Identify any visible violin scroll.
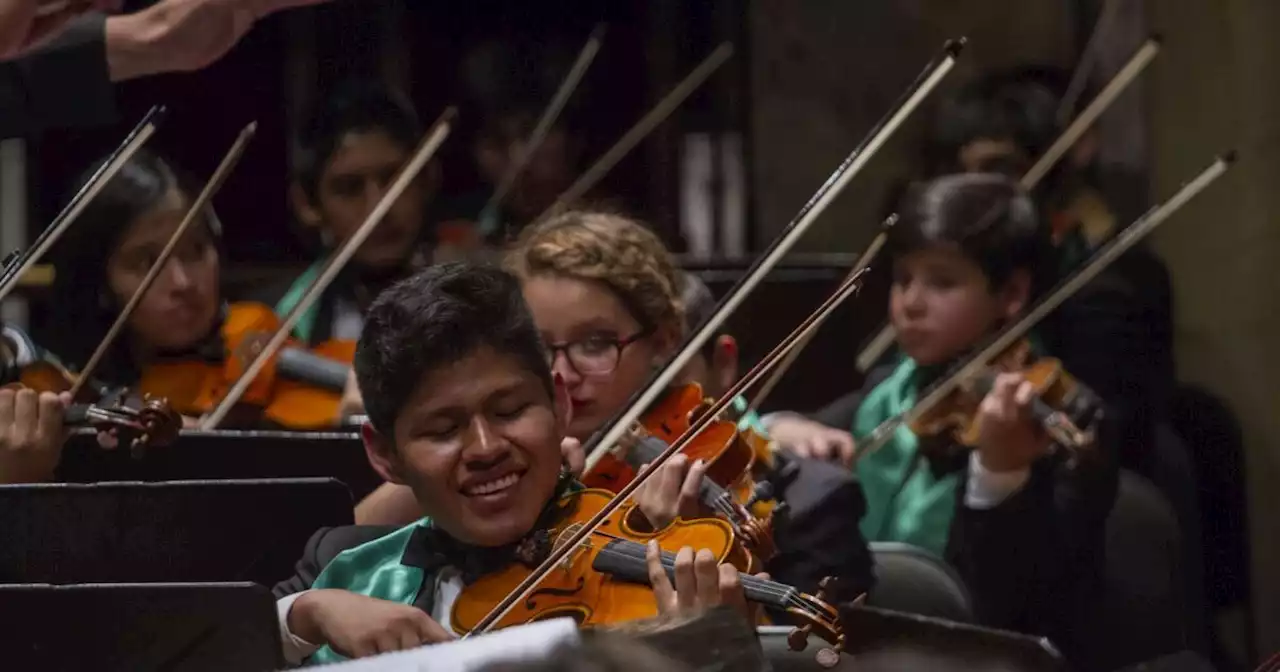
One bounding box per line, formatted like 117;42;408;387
76;394;182;458
782;576;848;668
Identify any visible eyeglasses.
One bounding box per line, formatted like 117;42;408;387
543;330;651;376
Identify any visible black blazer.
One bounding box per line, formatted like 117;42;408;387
813;362;1119;664
0;14;117;139
272;525;400;598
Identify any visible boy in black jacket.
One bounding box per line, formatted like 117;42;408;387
769;173;1118;662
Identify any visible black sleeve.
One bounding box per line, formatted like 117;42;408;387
272;527;335;599
271;525;401;598
945;411;1120;662
0;14;117;139
808;363;896;429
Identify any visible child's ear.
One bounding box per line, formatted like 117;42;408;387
651;322;682;366
1000;269;1033;319
289;181;323;230
362;422;405;485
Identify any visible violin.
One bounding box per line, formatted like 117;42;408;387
0;325;181;455
911;338;1102;461
582;383;779;548
136;302;350;429
450;489;845;658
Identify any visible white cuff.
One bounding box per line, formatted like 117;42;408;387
964;451;1031;509
278;590;323;666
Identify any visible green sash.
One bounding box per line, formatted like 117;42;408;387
274;259;326;345
302;479;584;666
730;395;768;436
305;520;435;666
852;358;958;557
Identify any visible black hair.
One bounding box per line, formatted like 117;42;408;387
887;173;1052;294
46;150;219;378
928;65;1078;176
354;262;553;435
292;81;422;201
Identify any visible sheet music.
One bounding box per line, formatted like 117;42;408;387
305;618;581;671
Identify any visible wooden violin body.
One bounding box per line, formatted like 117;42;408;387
584;383;773;518
136;302;351;429
911;339;1102;457
450;489;844;657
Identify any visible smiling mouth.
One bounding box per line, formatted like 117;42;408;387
461;471;524;497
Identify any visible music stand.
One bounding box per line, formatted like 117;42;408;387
56;429;385;500
0;582;281;672
0;478;353;586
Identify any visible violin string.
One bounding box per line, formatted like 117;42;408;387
593;537;801;606
850;35;1162;375
469;42;965;635
71;123;258;399
586;512;818;612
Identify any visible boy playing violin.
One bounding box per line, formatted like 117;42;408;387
259;81;440;349
767;173;1117;661
275;262;750;665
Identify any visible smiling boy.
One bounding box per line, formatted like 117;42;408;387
275;263;746;666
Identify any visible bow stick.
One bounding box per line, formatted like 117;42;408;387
532;42;736;224
0;106;166;304
848;35;1163;381
858;151;1234;458
748;35;1162;412
463;38;966;637
69;122;258;400
478;24;606;238
199;107;457;429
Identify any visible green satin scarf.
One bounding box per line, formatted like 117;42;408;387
274;259;325;345
304;519;434;666
852;357;958;558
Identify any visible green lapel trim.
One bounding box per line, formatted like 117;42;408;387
274;259;326;344
305;519;433;666
852;357;958;557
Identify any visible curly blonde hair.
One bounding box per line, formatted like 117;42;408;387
505;210;684;334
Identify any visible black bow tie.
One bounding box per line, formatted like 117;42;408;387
402;525;554;584
400;471;576;584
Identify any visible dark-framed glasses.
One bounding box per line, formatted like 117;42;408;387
543;329;651;376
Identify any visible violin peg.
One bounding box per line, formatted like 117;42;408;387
786;625;812;652
816;576;846;603
814;647;841;669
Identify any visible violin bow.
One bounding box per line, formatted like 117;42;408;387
748;36;1162;413
531;42;736;225
847;35;1163;381
1057;0;1122;126
477;24;606;238
858;151;1234;458
466;38;965;637
0;106;166;304
68;123;259;400
199;107;457;430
